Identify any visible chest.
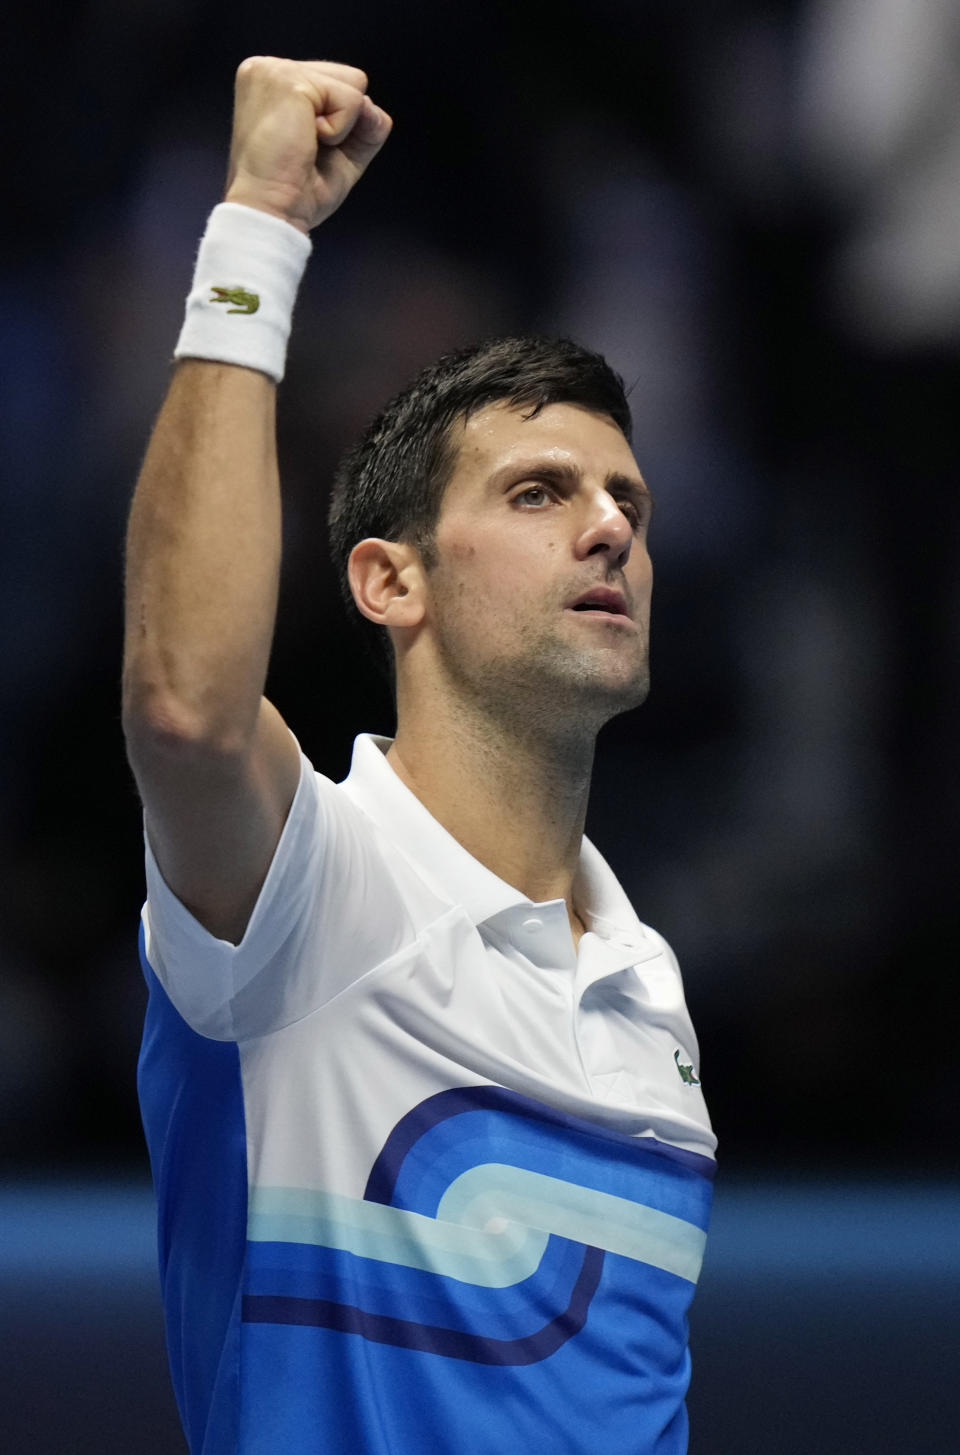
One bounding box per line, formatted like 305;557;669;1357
239;906;715;1195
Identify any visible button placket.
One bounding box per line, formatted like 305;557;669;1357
572;938;649;1098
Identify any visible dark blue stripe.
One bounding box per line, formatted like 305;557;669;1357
241;1245;604;1365
244;1228;584;1338
364;1084;715;1206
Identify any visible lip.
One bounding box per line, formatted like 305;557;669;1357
569;586;630;616
566;607;635;626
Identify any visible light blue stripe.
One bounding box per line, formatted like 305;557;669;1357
437;1164;707;1283
248;1170;706;1288
247;1186;549;1288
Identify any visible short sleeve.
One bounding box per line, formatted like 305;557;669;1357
141;738;413;1041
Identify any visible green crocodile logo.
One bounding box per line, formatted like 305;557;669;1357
674;1049;701;1086
209;285;260;315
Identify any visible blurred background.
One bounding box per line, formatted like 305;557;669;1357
2;0;958;1450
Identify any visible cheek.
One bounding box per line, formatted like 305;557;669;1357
445;536;515;604
441;535;480;593
433;538;477;606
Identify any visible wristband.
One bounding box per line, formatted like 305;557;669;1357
174;202;313;383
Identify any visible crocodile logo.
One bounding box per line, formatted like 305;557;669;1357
674;1049;701;1086
209;285;260;315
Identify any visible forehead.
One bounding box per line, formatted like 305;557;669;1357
444;400;641;502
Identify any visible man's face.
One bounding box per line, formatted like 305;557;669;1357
407;399;654;739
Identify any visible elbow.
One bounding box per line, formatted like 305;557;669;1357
122;681;249;765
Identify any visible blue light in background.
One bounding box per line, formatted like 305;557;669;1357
1;1176;957;1453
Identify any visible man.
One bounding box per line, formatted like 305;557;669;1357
123;56;716;1455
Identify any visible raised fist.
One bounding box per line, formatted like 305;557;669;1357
224;57;393;233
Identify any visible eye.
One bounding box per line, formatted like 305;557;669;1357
513;484;647;532
619;499;643;529
514;483;556;509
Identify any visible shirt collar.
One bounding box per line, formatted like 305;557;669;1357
338;733;663;989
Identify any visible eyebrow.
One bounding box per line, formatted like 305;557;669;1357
488;459;654;511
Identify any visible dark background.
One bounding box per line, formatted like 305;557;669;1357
2;1;958;1450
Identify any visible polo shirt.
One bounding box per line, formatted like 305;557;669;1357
137;729;717;1455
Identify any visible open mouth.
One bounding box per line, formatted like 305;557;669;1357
567;605;633;624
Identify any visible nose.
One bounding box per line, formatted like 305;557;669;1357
577;491;634;565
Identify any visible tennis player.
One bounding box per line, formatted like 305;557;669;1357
122;56;717;1455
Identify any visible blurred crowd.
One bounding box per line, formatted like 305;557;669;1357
2;0;958;1174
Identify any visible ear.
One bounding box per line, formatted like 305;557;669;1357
347;538;425;629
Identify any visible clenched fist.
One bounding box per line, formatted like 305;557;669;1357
224;57;393;234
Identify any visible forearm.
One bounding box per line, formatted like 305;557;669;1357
122;359;280;753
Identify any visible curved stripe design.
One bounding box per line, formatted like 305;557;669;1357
242;1085;714;1365
248;1184;550;1287
437;1164;706;1284
243;1246;605;1365
248;1169;705;1287
364;1084;716;1207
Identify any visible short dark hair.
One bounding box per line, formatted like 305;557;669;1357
326;334;633;697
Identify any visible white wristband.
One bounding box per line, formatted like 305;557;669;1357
174;202;313;383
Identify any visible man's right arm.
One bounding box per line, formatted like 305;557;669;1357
121;58;393;945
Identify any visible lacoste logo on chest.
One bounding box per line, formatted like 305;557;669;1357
674;1049;701;1086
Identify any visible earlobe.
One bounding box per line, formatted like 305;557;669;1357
382;569;426;631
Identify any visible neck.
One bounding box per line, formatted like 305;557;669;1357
386;696;595;923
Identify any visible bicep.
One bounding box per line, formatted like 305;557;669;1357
133;697;302;945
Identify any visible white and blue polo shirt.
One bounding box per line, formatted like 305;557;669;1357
137;730;717;1455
